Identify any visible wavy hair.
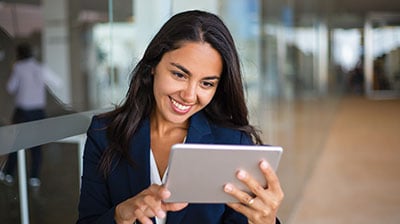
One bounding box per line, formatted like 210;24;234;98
99;10;262;176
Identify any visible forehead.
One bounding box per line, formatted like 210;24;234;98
160;41;223;77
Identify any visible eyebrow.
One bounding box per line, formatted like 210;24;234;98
170;62;220;80
171;62;191;75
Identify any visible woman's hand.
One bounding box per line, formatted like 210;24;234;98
114;184;188;224
224;160;284;224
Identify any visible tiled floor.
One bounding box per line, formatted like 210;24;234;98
0;95;399;223
256;96;341;223
286;96;400;224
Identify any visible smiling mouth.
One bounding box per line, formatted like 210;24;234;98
171;97;191;113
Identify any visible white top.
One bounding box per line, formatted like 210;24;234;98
7;58;61;110
150;150;168;224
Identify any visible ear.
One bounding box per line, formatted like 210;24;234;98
151;67;155;75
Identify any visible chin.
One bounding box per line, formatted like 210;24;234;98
167;113;192;124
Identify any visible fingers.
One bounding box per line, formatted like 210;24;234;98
259;160;282;194
115;184;178;224
160;185;189;211
237;169;266;197
133;208;154;224
223;160;284;224
162;202;189;211
259;160;284;206
233;160;283;200
143;193;167;218
224;183;256;206
223;168;266;208
223;186;252;216
149;184;171;200
115;200;153;224
147;184;189;215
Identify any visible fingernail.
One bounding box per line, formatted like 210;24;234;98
237;170;247;179
260;160;269;169
157;210;166;218
224;183;233;192
162;189;171;198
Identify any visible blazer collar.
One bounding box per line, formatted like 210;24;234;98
185;111;214;144
127;118;151;196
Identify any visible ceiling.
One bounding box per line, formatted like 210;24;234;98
1;0;400;31
3;0;400;14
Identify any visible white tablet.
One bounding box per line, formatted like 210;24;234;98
164;143;283;203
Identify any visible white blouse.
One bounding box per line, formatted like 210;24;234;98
150;149;168;224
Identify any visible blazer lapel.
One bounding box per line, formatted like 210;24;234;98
127;118;151;196
185;111;214;144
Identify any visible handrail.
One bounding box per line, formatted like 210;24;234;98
0;108;109;156
0;108;110;224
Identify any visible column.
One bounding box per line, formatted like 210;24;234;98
42;0;84;110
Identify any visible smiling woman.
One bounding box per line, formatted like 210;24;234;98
77;10;283;224
152;42;222;124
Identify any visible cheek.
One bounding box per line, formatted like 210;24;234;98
198;90;217;106
153;75;169;95
156;82;175;97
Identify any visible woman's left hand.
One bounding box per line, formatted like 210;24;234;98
224;160;284;224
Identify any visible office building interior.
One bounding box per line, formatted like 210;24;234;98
0;0;399;223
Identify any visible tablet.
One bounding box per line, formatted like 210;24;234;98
164;143;283;203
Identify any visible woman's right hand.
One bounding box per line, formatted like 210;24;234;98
114;184;188;224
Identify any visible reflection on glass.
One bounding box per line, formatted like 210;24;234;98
0;26;14;126
332;28;364;94
89;23;135;108
333;29;362;73
365;14;400;98
371;26;400;91
220;0;261;115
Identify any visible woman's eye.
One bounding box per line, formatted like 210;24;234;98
172;71;185;79
201;81;215;88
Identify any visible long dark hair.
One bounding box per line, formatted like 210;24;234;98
99;10;262;176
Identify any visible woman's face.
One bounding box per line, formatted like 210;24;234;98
152;41;223;125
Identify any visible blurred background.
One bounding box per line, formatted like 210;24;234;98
0;0;399;223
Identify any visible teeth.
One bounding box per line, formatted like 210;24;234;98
171;98;190;111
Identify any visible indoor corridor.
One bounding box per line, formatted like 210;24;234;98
1;1;400;223
1;95;399;223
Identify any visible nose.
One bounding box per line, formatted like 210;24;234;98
180;83;197;104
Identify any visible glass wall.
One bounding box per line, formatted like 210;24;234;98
0;1;265;223
1;3;398;123
0;0;335;124
364;13;400;98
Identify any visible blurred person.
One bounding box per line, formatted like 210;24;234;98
348;60;364;94
373;54;391;90
77;10;283;224
0;42;60;187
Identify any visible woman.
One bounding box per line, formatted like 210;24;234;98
77;10;283;224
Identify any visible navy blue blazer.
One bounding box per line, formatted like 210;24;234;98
77;111;254;224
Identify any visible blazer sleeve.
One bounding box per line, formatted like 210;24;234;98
221;205;248;223
77;117;117;224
